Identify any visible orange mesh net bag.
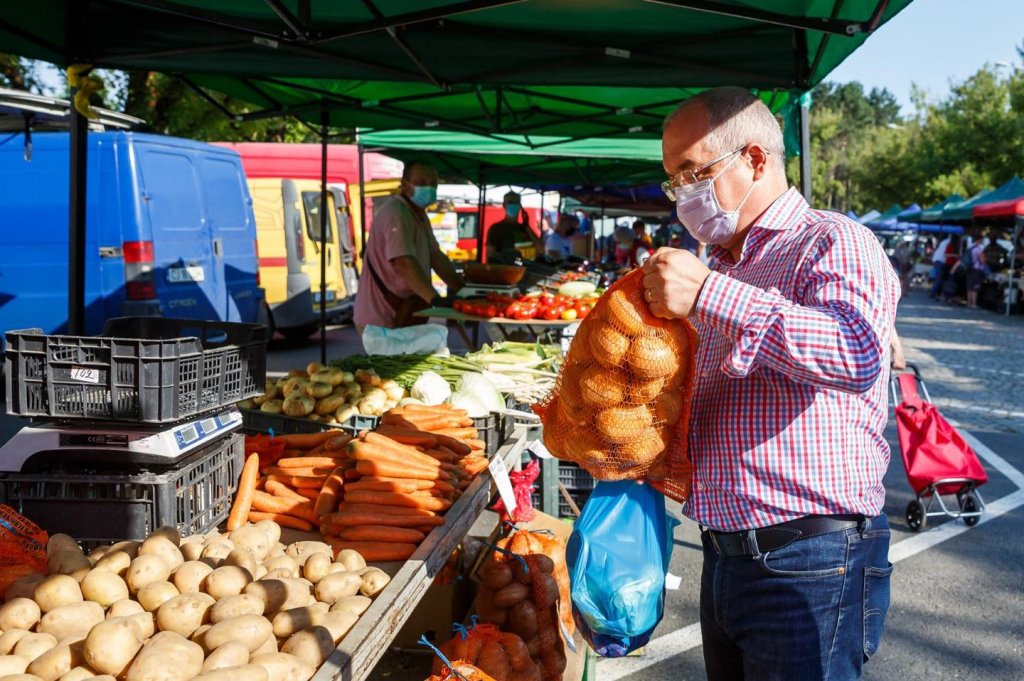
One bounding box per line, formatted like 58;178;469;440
0;504;48;595
534;269;698;502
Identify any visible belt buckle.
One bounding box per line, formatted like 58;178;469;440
708;530;722;555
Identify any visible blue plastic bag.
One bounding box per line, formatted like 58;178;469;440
566;480;679;657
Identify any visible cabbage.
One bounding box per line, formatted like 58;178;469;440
450;373;505;417
410;371;451;405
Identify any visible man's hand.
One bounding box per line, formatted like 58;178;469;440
640;248;712;319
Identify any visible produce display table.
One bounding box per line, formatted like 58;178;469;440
313;427;530;681
416;307;575;350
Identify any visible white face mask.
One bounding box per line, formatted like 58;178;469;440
674;152;757;245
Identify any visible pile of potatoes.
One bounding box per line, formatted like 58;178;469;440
240;364;407;424
0;520;391;681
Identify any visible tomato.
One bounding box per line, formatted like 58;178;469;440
485;305;499;318
575;303;592;318
561;308;578;321
542;307;561;320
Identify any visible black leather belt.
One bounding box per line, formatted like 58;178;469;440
706;514;865;557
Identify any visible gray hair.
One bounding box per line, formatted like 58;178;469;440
665;87;785;169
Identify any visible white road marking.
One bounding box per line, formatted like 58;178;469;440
598;427;1024;680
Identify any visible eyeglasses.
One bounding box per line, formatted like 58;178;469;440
661;145;747;201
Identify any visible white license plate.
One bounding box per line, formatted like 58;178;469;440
167;266;205;283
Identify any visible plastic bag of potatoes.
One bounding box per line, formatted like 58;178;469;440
534;268;697;501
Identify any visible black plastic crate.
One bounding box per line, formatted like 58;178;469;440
339;414;381;435
472;412;506;456
558;461;597;492
530;487;592;519
241;409;332;436
0;433;244;544
6;318;268;424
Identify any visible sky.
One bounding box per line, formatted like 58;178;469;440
827;0;1024;112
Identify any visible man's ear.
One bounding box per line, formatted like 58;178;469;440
748;144;770;180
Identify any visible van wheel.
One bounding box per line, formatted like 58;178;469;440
279;323;320;340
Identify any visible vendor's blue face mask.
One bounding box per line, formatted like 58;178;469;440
411;185;437;208
505;204;521;220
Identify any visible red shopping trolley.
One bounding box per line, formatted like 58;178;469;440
891;363;987;532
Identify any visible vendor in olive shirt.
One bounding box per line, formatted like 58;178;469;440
485;191;544;264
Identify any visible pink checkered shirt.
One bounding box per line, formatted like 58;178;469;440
687;188;900;532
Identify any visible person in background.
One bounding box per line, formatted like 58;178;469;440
930;234;952;299
633;219;655;250
966;234;991;309
544;213;580;261
353;161;463;334
642;86;898;681
485;191;543;264
612;225;652;268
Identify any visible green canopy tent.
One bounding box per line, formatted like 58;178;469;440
0;0;915;335
865;203;903;227
941;177;1024;223
917;194;964;223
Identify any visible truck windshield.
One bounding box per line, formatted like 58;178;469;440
301;191;333;243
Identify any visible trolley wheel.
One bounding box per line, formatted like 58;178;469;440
959;492;980;527
905;499;927;532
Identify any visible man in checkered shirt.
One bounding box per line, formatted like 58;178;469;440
642;87;899;680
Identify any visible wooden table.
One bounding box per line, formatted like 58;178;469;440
312;428;530;681
415;307;576;350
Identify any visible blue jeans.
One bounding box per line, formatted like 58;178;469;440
700;515;892;681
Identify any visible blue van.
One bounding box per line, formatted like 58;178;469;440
0;131;263;337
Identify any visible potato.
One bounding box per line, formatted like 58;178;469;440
223;549;257;577
105;599;144;619
0;599;41;632
281;394;315;418
5;573;45;603
189;625;212;651
36;602;104;641
46;552;91;581
357;568;390;598
201;642;250;673
13;632;58;663
26;640;83;681
229;528;271;563
313;395;346;416
259;569;293;582
83;617;142;677
125;632;203;681
148;526;181;547
0;655;28;676
193;665;268;681
80;570;129;608
250;636;277;658
155;594;214;638
0;675;45;681
253;565;268;580
106;542;140;560
319;611;358;645
33;576;83;614
259;399;283;415
200;540;235;564
125;612;155;639
328;595;371;617
301;554;331;585
243;580;311;617
313;573;361;605
210;594;264;624
334;405;358;424
91;552;131;578
281;626;333;668
201;615;272;654
172;562;213;595
270;604;328;639
202;567;252;600
125;556;170;595
334;550;366;573
305;363;324;377
57;667;94;681
304;381;332;400
260;556;297;579
45;536;80;558
136;582;179;612
285;543;331;566
253;521;281;548
179;543;204;562
250;652;314;681
138;536;184;570
282;377;310;398
0;629;31;655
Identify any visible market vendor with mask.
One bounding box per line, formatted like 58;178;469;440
485;191;544;263
353;161;463;351
544;213;580;261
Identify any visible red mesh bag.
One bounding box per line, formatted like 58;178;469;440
0;505;48;595
431;623;540;681
534;269;697;502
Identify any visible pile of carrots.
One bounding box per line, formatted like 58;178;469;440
228;404;493;563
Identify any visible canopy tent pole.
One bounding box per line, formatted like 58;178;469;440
357;142;367;265
476;166;485;262
1008;217;1021;316
539;188;545;244
68;83;88;335
799;98;812;201
319;101;328;366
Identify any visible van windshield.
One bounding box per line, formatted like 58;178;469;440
301;191;333;243
457;213;478;240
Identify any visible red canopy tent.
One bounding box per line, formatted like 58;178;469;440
973;198;1024;315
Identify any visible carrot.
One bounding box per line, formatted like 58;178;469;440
429;434;473;457
324;513;444;530
344;490;452;512
276;457;346;469
335;525;426;543
314;467;345;518
465;439;487;452
381;412;462;431
350;441;444;473
295;487;320;501
227;453;260;531
336;502;439;517
433;427;478;440
421;448;457;464
266;479;308;501
324;540;418;562
344;468;363;481
251;490;318;523
248;511;314;532
360;475;456;493
268;474;328;489
254;476;267;491
275;431;344;449
323;434;353;452
361;433;445;469
355;459;450;482
397;403;468;416
265;466;334;478
372;426;438;447
346;480;436;494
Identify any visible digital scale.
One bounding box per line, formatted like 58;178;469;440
0;406;242;472
456;283;521;300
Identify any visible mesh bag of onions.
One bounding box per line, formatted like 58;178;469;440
534;269;697;502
